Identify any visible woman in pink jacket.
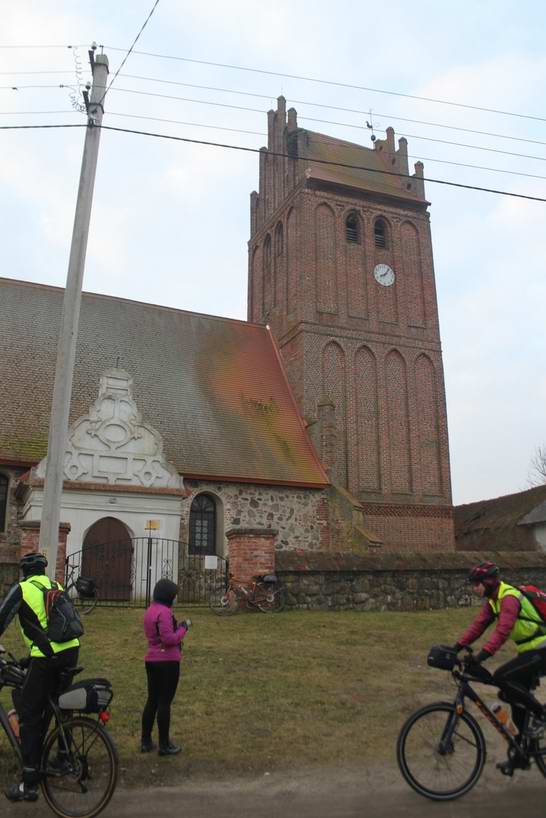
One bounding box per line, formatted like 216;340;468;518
141;578;189;756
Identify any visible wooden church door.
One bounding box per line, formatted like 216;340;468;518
82;517;133;600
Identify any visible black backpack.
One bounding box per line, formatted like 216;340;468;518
30;580;84;643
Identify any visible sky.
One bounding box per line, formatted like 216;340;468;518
2;1;545;505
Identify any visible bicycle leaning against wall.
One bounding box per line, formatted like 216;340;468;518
397;644;546;801
209;573;286;614
0;644;118;818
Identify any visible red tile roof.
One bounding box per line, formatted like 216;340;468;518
0;278;328;487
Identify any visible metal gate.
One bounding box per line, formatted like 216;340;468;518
65;537;228;608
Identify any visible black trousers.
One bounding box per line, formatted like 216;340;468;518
493;646;546;733
13;646;79;784
141;661;180;747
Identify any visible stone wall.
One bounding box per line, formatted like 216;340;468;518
181;480;329;553
276;550;546;611
0;466;25;566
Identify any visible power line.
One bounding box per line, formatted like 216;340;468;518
6;73;546;154
4;121;543;202
119;72;546;149
0;70;74;75
99;1;160;105
2;97;545;181
4;43;546;126
96;86;546;174
103;45;546;125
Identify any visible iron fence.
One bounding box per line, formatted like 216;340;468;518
65;537;228;608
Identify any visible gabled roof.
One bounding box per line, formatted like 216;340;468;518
0;278;328;487
454;485;546;551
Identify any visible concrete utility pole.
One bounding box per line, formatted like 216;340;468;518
39;48;109;577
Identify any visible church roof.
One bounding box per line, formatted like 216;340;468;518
294;128;426;203
0;278;328;487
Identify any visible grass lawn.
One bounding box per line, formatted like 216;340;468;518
0;605;517;787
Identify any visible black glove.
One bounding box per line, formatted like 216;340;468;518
462;651;492;680
181;618;192;629
18;656;31;670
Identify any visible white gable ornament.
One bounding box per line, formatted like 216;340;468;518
36;369;183;490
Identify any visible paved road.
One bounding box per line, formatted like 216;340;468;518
5;763;545;818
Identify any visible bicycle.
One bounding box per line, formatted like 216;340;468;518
397;644;546;801
64;562;98;615
209;573;286;615
0;644;118;818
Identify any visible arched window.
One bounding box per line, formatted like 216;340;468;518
189;494;216;556
0;474;8;531
345;212;360;243
374;218;388;249
275;222;284;256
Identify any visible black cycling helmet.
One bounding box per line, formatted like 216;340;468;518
467;561;500;584
19;552;48;578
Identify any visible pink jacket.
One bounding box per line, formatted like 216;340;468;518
144;601;188;663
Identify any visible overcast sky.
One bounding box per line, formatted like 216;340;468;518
2;1;545;505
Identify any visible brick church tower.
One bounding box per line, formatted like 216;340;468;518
248;97;454;550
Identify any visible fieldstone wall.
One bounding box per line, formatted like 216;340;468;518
276;550;546;611
181;480;329;553
0;467;26;567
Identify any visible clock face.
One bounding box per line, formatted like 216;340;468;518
373;263;395;287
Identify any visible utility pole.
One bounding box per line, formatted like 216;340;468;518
39;47;109;577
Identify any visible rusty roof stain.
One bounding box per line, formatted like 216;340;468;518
0;278;328;487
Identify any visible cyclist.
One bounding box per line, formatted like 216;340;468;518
454;561;546;769
0;552;80;803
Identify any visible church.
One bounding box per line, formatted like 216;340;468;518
0;98;455;598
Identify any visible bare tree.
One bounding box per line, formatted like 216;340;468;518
528;444;546;486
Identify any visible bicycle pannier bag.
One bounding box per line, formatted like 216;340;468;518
30;580;84;643
58;678;113;713
427;645;458;671
75;576;96;598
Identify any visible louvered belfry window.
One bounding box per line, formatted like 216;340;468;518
189;493;216;555
345;213;360;243
0;474;8;531
374;218;387;248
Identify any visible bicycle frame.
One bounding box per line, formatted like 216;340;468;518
447;667;542;763
0;697;23;766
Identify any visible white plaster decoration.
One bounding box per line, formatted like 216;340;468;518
36;369;183;490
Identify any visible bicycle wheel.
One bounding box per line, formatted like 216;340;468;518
74;595;98;616
397;702;486;801
257;584;286;613
209;588;240;615
41;716;118;818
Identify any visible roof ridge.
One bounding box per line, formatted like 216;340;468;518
0;276;263;330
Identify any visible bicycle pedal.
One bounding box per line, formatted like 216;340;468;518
496;761;514;777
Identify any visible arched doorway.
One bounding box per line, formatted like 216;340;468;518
82;517;133;600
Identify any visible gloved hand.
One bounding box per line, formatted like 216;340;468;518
182;618;192;629
462;650;492;679
18;656;31;670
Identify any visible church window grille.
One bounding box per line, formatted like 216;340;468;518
189;493;216;556
345;213;360;243
0;474;8;531
374;218;388;249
